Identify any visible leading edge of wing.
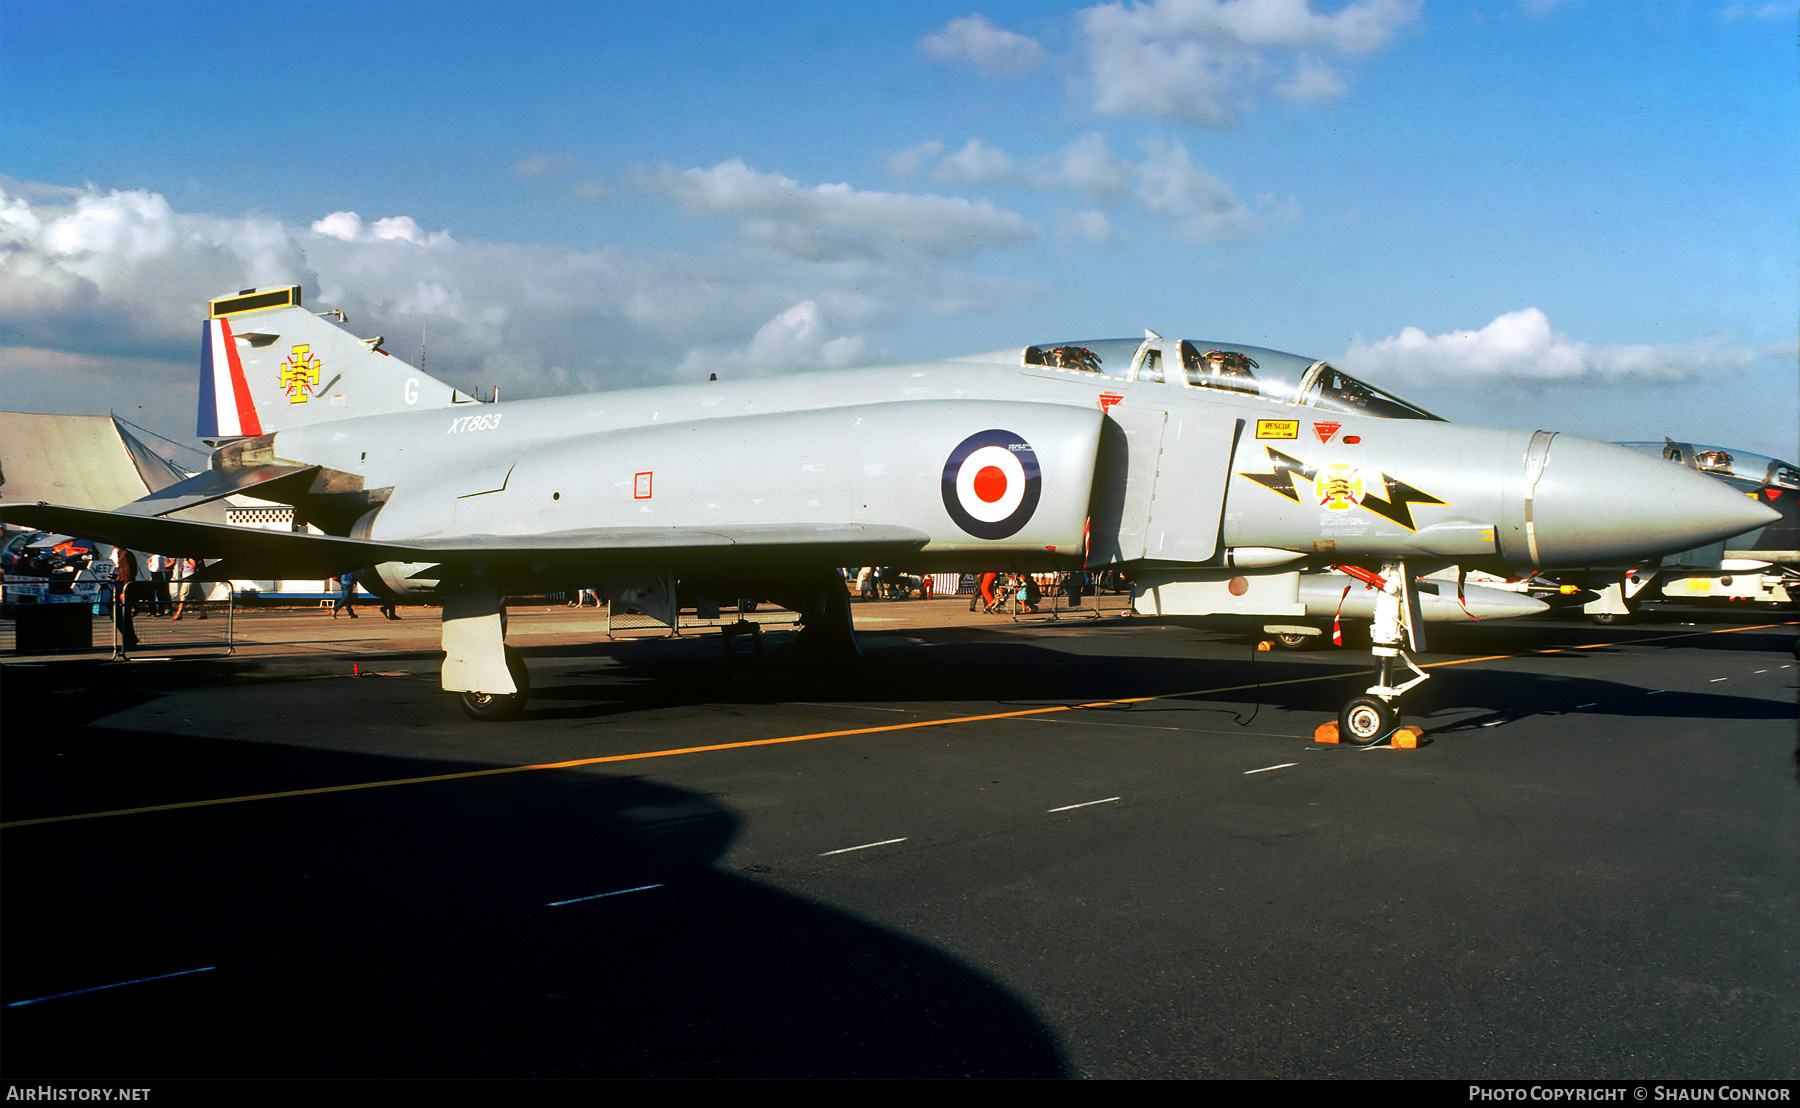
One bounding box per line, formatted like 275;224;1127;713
0;502;929;576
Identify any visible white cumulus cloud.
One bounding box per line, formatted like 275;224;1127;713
1341;308;1756;384
918;14;1046;77
1132;136;1263;242
0;182;314;353
933;139;1017;186
884;141;946;181
1026;132;1133;199
0;177;1038;434
643;159;1037;260
678;300;871;379
1076;0;1420;124
311;211;453;246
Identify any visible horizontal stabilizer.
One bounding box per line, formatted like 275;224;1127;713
113;465;322;517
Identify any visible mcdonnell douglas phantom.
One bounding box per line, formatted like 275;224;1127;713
1570;440;1800;619
0;288;1776;743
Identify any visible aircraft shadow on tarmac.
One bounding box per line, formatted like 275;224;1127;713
3;613;1793;1078
2;732;1069;1079
508;621;1796;734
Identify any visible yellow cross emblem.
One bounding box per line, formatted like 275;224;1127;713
279;345;321;403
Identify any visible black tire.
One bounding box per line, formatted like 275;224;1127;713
1338;695;1396;746
1273;631;1316;650
458;646;530;721
1590;611;1621;625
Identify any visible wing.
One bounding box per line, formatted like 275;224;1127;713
0;502;929;583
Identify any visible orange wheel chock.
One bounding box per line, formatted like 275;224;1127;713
1313;722;1425;748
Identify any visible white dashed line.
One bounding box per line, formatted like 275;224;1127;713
546;883;664;907
820;838;907;856
1048;797;1120;812
7;966;217;1008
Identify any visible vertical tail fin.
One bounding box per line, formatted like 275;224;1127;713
198;286;477;439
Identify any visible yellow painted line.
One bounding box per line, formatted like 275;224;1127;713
1406;620;1798;670
5;619;1790;831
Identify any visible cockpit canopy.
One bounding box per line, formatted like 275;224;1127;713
1622;441;1800;490
1022;335;1443;421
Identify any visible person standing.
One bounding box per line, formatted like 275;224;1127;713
332;571;359;618
147;553;172;616
172;558;207;620
114;547;140;651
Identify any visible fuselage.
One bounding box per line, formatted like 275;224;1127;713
234;335;1773;597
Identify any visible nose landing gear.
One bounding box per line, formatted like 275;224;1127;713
1333;561;1429;746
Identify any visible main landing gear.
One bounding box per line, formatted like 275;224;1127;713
1332;562;1430;746
441;573;534;721
459;645;530;721
436;568;859;722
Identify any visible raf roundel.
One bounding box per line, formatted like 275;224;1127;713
941;429;1042;540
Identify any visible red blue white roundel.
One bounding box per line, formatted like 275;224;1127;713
942;429;1042;540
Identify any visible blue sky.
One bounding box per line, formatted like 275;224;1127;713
2;0;1794;462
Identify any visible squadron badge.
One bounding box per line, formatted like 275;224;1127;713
280;344;321;404
1317;464;1364;510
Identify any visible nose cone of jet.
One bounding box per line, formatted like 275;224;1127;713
1525;435;1780;567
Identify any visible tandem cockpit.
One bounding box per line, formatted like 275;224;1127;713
1623;440;1800;491
1020;332;1444;422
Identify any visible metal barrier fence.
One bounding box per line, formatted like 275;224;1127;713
1002;576;1136;622
603;597;800;639
944;573;1136;622
0;583;236;658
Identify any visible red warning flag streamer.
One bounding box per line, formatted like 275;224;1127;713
1332;584;1353;646
1454;570;1480;622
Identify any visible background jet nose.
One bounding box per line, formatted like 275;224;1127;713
1525;435;1779;567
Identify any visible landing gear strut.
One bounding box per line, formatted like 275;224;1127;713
441;570;531;722
767;569;860;666
1334;561;1428;746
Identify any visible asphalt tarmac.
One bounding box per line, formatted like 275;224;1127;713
2;598;1796;1080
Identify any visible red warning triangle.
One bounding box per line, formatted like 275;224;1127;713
1313;421;1341;444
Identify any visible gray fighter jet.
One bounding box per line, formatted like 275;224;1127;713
1;291;1775;744
1574;440;1799;618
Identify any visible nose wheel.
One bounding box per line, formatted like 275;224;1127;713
1338;695;1398;746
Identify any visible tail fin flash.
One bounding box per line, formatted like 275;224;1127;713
199;286;477;439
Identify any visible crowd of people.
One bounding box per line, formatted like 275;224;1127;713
847;567;1114;614
100;550;399;650
105;550;213;650
61;550;1124;654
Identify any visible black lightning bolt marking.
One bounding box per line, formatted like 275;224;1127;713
1358;473;1448;532
1238;446;1317;503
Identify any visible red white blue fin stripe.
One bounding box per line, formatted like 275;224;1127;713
197;318;262;438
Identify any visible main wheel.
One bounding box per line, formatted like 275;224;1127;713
458;646;531;721
1273;631;1316;650
1338;695;1397;746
